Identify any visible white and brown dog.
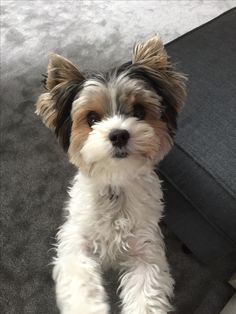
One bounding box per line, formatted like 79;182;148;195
35;36;186;314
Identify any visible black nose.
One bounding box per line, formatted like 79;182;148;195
109;129;130;148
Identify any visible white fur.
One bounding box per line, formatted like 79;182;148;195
53;115;174;314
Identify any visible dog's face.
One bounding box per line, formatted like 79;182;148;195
36;37;186;181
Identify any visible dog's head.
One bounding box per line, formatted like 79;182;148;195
35;36;186;181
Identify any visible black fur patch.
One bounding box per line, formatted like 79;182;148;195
114;61;132;76
41;74;48;89
52;81;83;151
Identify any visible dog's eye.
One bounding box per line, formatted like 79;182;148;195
87;111;101;127
133;104;146;120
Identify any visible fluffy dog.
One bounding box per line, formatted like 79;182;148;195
35;36;186;314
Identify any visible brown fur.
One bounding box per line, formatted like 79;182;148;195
68;109;91;167
46;54;84;90
146;118;172;160
132;96;172;161
35;92;57;128
69;97;107;166
133;36;169;70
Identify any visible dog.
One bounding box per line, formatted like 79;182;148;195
35;36;186;314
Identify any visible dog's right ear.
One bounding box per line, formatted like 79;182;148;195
35;54;84;129
35;54;85;150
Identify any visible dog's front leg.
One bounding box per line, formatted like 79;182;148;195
119;236;174;314
52;220;109;314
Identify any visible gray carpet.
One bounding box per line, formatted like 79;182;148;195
1;1;236;314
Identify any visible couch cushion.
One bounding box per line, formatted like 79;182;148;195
159;8;236;259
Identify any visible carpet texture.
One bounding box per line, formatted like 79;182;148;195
1;1;236;314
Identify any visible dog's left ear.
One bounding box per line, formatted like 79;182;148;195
133;36;169;71
35;54;85;151
132;36;186;114
132;36;186;134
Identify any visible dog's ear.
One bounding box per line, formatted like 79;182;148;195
133;36;169;71
35;54;85;151
45;54;84;90
132;36;186;112
132;36;186;131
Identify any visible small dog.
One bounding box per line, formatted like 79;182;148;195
35;36;186;314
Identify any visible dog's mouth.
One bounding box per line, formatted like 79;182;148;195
112;149;128;159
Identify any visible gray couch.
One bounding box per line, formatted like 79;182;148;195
159;8;236;263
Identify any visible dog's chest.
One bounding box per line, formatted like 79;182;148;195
85;179;161;265
70;172;163;265
90;187;133;258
